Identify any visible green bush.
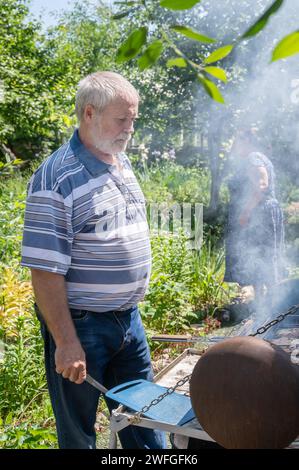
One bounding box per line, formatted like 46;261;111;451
187;242;233;318
141;231;232;333
0;175;27;268
134;161;211;205
0;419;57;449
0;313;46;419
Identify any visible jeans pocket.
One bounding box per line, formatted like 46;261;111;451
70;309;89;321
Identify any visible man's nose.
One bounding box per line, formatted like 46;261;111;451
123;120;134;133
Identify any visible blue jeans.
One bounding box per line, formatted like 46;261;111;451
35;304;166;449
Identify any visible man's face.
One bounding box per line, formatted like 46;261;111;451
90;98;138;154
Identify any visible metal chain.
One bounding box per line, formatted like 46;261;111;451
128;303;299;424
128;374;192;424
249;303;299;337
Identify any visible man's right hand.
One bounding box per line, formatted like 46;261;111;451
55;339;87;385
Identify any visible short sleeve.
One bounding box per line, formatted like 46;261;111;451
21;175;73;275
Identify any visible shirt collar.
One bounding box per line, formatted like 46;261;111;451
70;129;110;177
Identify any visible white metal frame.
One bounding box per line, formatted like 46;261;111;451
108;348;215;449
108;406;214;449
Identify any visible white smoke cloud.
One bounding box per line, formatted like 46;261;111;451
192;0;299;321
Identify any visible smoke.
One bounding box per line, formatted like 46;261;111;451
192;0;299;323
198;0;299;173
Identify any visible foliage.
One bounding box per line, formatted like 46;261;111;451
134;161;211;205
0;159;25;177
0;264;56;448
0;309;46;418
1;0;298;218
112;0;230;103
0;253;46;421
271;30;299;62
141;230;231;333
141;232;197;333
240;0;284;39
0;0;200;173
187;240;232;318
0;0;69;162
0;419;57;449
0;173;27;267
111;0;294;103
0;0;126;163
108;0;299;213
0;267;32;338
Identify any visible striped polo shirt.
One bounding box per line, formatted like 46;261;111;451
21;129;151;312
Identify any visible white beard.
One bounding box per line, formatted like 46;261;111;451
93;135;130;155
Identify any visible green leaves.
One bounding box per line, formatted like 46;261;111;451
117;31;163;69
138;40;164;70
204;66;227;83
116;27;148;63
198;75;225;104
171;25;216;43
160;0;201;10
166;57;187;68
242;0;284;39
239;0;298;63
0;421;57;449
204;45;233;64
271;31;299;62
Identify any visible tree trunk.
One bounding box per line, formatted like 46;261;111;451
207;126;222;212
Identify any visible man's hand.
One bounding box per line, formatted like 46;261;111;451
30;270;87;385
55;339;87;384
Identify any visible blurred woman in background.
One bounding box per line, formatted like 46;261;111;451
224;129;285;307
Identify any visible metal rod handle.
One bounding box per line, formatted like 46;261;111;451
85;373;108;394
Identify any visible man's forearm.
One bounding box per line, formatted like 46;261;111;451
31;269;86;384
31;269;78;347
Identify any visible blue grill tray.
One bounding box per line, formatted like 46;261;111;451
106;379;195;425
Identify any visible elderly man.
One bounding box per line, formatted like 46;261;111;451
21;71;166;449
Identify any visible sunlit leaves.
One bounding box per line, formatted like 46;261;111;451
204;45;233;64
204;66;227;82
166;57;187;68
198;75;225;104
116;27;147;63
241;0;284;39
271;31;299;62
138;40;164;70
160;0;201;11
170;25;215;43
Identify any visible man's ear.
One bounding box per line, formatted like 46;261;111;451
83;104;95;123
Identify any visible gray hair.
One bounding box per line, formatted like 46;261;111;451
75;71;140;122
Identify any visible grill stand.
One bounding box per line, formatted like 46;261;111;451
108;348;214;449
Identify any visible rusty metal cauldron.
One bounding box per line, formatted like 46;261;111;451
190;336;299;449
